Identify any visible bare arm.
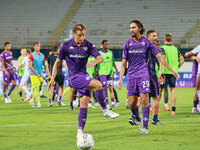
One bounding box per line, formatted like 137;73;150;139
117;59;127;90
17;59;24;70
17;63;23;71
1;61;9;75
179;55;185;68
48;58;62;90
64;61;68;71
86;55;104;67
185;51;195;58
43;61;50;77
29;61;40;77
113;61;119;75
156;53;179;79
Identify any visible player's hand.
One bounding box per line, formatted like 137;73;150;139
196;57;200;63
48;80;53;90
36;74;41;78
172;71;179;80
158;73;162;79
5;70;9;75
117;80;122;90
116;70;119;75
86;61;96;67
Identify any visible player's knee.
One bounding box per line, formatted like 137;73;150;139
3;82;8;86
140;98;149;107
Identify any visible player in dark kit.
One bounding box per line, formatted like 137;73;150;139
48;24;104;138
47;45;65;106
146;30;164;125
118;20;179;135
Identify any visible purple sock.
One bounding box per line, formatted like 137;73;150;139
89;99;92;104
149;97;151;107
164;97;168;104
95;89;107;109
111;98;114;103
56;86;59;95
193;100;198;108
78;108;88;130
19;91;22;98
103;88;109;105
3;84;7;98
130;106;141;122
8;84;16;96
142;107;150;129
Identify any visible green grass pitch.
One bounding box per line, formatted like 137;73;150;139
0;87;200;150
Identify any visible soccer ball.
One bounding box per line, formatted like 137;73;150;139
77;133;94;150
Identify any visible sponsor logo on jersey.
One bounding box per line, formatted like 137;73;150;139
69;46;74;49
84;46;88;51
142;42;145;46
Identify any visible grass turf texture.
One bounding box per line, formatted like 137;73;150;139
0;87;200;150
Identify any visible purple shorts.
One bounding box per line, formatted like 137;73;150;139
127;76;150;96
3;71;16;82
100;75;113;87
68;74;93;98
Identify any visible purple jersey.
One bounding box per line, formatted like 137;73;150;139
0;51;14;72
58;39;100;76
122;36;159;78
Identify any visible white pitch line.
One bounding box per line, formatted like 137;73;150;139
0;117;200;128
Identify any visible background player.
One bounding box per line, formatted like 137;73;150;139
47;45;65;106
146;30;164;125
28;41;50;108
97;40;119;108
1;42;16;103
18;48;32;102
118;20;179;134
17;48;26;101
185;45;200;114
159;33;184;115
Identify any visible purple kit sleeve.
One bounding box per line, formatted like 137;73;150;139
89;43;100;58
122;42;128;59
0;53;4;62
57;43;67;60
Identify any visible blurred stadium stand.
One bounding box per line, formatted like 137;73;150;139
0;0;200;58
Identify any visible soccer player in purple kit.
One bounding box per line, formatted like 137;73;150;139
48;24;104;138
185;46;200;114
1;42;16;103
118;20;179;134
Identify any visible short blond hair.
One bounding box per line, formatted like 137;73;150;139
164;33;173;42
73;24;87;33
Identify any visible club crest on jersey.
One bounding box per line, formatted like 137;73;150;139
129;43;132;46
142;42;145;46
84;46;88;51
69;46;74;49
